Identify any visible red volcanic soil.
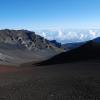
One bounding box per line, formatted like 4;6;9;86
0;64;33;73
0;65;18;73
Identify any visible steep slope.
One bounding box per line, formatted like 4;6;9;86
0;29;50;50
0;29;64;65
38;37;100;65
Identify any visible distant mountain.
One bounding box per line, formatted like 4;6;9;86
37;37;100;65
49;40;62;48
62;42;85;50
93;37;100;43
0;29;64;65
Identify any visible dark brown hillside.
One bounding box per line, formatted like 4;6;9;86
37;38;100;65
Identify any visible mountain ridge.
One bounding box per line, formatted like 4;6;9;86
0;29;64;65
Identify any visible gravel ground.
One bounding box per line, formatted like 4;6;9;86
0;60;100;100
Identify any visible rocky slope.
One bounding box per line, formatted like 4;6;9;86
0;29;64;65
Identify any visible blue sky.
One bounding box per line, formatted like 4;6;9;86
0;0;100;30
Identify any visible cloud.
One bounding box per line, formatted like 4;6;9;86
37;31;58;40
36;29;100;43
57;31;79;41
66;32;79;39
37;30;85;43
57;30;67;40
80;34;84;40
42;32;46;38
89;30;96;37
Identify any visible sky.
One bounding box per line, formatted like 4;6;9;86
0;0;100;43
0;0;100;30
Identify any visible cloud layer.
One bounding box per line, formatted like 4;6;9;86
37;29;100;43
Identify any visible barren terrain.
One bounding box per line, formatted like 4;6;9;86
0;60;99;100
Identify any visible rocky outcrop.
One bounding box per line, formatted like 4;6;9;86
0;29;51;50
0;29;64;65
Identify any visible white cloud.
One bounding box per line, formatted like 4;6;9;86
36;29;100;43
89;30;96;37
67;32;79;39
57;31;79;41
42;32;46;38
57;30;67;40
80;34;84;40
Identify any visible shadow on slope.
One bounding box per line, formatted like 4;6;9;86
37;38;100;66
